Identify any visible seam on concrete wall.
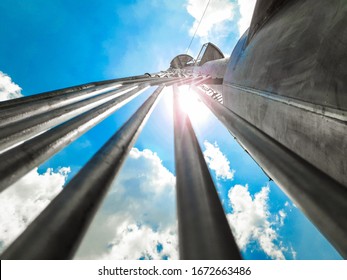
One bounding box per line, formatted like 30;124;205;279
227;83;347;122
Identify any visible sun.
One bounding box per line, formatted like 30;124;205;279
161;85;210;126
177;85;210;125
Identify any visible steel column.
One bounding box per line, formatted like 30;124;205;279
173;84;242;260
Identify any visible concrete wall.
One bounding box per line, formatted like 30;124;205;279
223;0;347;186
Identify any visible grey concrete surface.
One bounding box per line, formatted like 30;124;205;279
223;0;347;187
226;0;347;110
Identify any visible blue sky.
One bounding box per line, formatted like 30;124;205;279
0;0;342;260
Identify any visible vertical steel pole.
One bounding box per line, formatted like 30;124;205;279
173;84;242;259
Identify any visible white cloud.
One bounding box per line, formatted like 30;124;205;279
277;209;286;227
0;167;70;253
186;0;236;43
237;0;257;36
75;148;177;260
100;223;178;260
290;245;297;260
226;184;286;259
0;71;23;101
203;140;235;180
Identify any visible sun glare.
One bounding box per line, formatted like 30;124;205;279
178;85;209;125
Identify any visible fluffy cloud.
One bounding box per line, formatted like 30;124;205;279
0;167;70;253
277;209;286;227
99;223;178;260
186;0;236;43
0;71;23;101
237;0;257;35
226;184;286;259
289;245;297;260
75;148;177;260
203;140;235;180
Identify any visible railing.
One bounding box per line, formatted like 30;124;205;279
0;71;346;260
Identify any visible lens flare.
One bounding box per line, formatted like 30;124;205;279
178;85;209;125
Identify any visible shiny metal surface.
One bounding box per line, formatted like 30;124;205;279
0;73;152;110
173;84;241;260
0;84;137;152
0;76;176;127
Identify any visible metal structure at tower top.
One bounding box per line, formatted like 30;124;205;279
0;0;346;260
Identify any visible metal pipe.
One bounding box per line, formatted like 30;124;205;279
173;84;242;260
1;85;165;260
0;83;123;127
193;85;347;258
0;84;139;152
0;76;178;127
0;73;153;110
148;76;183;86
0;85;149;193
190;75;211;86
